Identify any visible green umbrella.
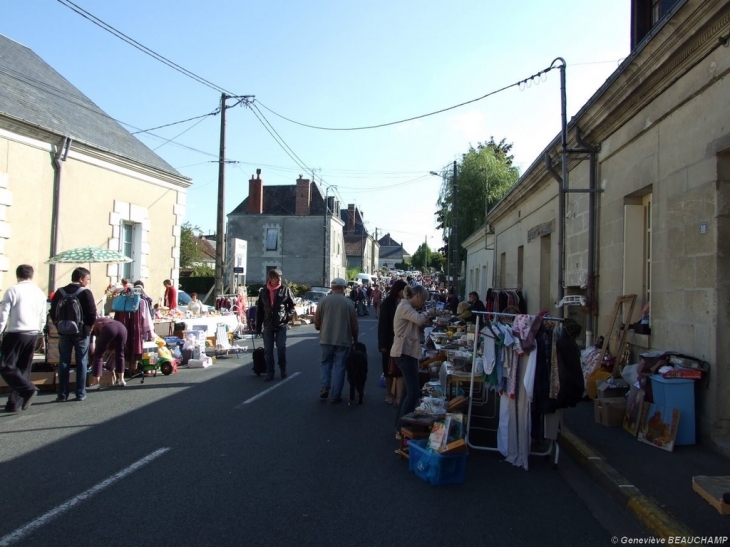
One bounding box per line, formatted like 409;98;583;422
46;246;133;264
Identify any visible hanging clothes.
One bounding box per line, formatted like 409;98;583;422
114;297;153;359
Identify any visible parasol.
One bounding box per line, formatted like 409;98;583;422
46;246;133;265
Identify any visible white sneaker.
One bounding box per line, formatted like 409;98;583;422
119;380;126;387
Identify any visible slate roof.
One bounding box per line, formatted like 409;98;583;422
229;181;327;216
0;34;183;177
344;237;364;257
196;235;216;261
378;233;401;247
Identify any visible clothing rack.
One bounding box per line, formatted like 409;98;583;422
461;312;562;468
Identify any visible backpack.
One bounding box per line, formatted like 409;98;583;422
54;286;85;336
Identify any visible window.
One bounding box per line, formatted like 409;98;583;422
265;228;278;251
644;194;652;305
499;252;506;289
623;190;652;323
540;235;551;312
121;222;134;280
517;245;524;289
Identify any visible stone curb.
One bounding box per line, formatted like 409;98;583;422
558;427;695;539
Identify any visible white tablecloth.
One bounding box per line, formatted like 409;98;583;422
154;315;241;337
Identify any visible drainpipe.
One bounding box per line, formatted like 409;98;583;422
574;127;598;346
49;136;72;292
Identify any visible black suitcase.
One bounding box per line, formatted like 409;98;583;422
251;334;266;375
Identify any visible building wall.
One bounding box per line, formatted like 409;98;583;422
0;129;185;306
597;54;730;441
228;214;340;286
486;9;730;445
462;230;493;301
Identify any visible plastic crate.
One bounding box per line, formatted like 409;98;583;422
407;439;468;486
650;375;695;445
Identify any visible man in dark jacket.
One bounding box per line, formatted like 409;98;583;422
255;269;296;381
447;288;459;315
467;292;486;323
50;267;97;402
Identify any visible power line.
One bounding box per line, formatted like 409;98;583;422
132;110;219;134
254;64;556;131
56;0;237;96
152;114;210;151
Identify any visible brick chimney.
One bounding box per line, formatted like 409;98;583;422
295;175;311;215
347;204;355;232
248;170;263;214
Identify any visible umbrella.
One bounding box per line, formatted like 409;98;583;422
46;246;133;264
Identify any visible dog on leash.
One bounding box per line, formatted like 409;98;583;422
347;342;368;405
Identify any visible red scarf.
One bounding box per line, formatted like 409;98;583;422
267;282;281;307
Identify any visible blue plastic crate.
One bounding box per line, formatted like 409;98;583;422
407;439;468;486
650;375;695;445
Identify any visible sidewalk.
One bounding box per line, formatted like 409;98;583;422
559;400;729;538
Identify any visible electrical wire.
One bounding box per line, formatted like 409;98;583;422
254;64;555;131
56;0;237;96
132;110;219;134
152;115;210;151
247;104;313;175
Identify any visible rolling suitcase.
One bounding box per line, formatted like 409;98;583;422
251;334;266;376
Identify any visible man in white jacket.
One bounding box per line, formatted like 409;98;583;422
0;264;48;412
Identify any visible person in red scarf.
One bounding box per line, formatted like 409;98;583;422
255;269;296;381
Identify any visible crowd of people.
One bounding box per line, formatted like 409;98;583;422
2;262;486;419
0;265;182;411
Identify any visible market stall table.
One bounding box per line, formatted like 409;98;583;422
154;314;240;338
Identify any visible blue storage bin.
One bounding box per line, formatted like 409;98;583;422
407;439;468;486
650;375;695;445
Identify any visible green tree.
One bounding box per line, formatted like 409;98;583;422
429;252;444;271
180;222;215;277
436;137;520;267
411;243;432;272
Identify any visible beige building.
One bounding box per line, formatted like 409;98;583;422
479;0;730;450
0;34;190;305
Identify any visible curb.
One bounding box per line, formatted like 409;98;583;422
558;427;695;539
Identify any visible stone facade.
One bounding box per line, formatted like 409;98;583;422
480;0;730;449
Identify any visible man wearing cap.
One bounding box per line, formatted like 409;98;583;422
314;277;359;404
255;269;296;381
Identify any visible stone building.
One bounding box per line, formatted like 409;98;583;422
227;174;346;286
340;204;379;274
0;33;190;300
478;0;730;450
377;233;411;270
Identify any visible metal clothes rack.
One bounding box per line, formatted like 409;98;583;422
463;311;565;468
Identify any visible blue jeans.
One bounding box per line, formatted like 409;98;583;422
263;328;287;375
320;344;349;399
394;354;420;431
58;334;89;399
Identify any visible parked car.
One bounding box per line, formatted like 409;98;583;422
304;288;330;302
177;290;214;312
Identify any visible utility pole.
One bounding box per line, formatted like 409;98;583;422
215;93;227;298
452;160;459;296
215;93;254;297
322;183;330;286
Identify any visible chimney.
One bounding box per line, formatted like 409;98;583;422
347;204;355;232
295;175;311;215
248;169;263;214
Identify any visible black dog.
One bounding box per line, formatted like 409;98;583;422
347;342;368;405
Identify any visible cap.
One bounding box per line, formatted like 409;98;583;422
331;277;347;287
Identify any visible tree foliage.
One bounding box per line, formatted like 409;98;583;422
180;222;215;277
411;243;431;272
436;137;520;263
429;252;444;271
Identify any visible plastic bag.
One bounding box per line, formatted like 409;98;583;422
378;373;386;388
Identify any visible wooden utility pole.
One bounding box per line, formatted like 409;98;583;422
452;160;459;295
214;93;227;297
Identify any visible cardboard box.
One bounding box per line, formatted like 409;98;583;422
594;397;627;427
597;379;629;399
98;370;115;388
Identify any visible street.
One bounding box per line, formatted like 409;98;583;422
0;315;644;547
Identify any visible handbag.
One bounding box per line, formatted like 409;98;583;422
388;356;402;378
112;292;140;313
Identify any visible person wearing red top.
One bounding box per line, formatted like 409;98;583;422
163;279;177;309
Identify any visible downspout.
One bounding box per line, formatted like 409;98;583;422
574;127;598;346
49;136;72;292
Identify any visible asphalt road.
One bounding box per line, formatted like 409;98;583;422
0;312;643;547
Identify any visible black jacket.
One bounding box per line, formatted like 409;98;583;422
256;284;295;333
468;299;486;323
377;297;398;351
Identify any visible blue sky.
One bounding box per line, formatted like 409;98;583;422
3;0;630;257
